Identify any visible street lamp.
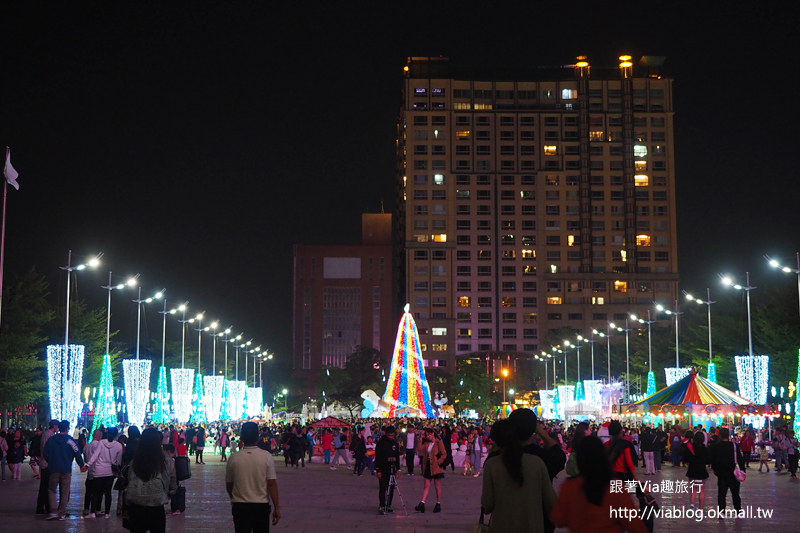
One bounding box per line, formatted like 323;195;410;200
535;354;550;390
720;273;756;358
765;253;800;323
60;251;103;348
578;333;597;381
593;326;613;383
684;289;717;381
221;328;233;380
501;368;509;403
282;388;288;410
193;313;205;371
101;272;138;356
613;320;633;402
630;311;656;395
655;301;684;367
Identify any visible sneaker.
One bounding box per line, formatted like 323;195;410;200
386;507;393;513
58;516;66;521
47;514;60;521
330;467;337;470
378;508;386;515
415;502;425;513
433;503;441;513
105;514;110;520
88;513;96;519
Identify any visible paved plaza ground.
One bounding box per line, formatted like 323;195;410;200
1;452;797;532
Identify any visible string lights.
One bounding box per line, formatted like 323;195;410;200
123;359;151;428
47;344;85;428
204;375;224;422
707;362;717;384
245;387;262;417
219;380;231;421
171;368;195;423
381;304;434;417
735;355;769;404
665;367;690;387
152;366;170;424
91;354;118;433
227;381;247;420
190;372;206;424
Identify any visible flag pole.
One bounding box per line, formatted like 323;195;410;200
0;147;9;331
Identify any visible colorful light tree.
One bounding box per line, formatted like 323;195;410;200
151;366;170;424
219;380;231;421
647;371;657;396
707;362;717;384
91;355;118;434
381;305;434;418
190;372;206;424
171;368;194;423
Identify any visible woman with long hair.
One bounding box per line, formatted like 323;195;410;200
565;421;591;477
685;431;709;509
122;428;176;533
551;435;648;532
481;416;556;532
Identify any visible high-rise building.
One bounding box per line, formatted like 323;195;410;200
292;213;395;394
396;56;679;378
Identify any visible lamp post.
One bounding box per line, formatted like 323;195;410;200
684;289;717;374
631;311;656;394
101;272;138;356
578;334;596;381
204;321;218;374
655;301;684;367
193;314;206;371
132;287;165;359
613;320;633;402
282;388;288;411
176;304;190;368
60;251;103;348
501;368;508;403
765;253;800;323
535;355;549;390
221;328;232;379
594;327;613;383
720;273;756;358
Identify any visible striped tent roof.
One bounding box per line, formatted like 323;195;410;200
633;368;752;406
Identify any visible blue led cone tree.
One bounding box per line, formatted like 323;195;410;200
152;366;170;424
190;372;206;424
91;354;118;434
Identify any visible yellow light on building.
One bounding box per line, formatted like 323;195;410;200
568;235;575;247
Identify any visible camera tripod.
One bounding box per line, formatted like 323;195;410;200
382;470;408;516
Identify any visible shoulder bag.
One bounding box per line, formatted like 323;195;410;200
733;443;746;482
473;507;490;533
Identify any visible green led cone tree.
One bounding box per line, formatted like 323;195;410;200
219;379;231;421
91;354;118;435
190;372;206;424
152;366;170;424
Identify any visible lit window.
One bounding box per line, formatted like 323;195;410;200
620;250;627;262
522;249;535;259
415;235;429;242
561;88;576;100
456;130;470;140
614;281;628;292
502;297;517;308
431;344;447;351
568;235;575;247
434;174;445;185
636;235;651;247
543;145;557;155
550;264;558;274
635;161;647;171
592;297;605;305
547;296;562;305
431;328;447;336
589;131;604;141
634;174;649;187
458;296;470;307
432;234;447;242
633;145;648;157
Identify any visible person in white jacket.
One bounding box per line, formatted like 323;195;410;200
85;428;123;518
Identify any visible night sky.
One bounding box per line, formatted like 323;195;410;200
0;3;796;366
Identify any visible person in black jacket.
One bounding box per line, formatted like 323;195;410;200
375;426;400;515
640;427;658;475
351;428;367;476
684;431;709;510
709;427;743;516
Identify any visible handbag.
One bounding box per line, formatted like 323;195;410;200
733;443;746;482
473;507;490;533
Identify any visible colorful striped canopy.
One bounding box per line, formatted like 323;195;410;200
633;368;751;406
382;306;435;418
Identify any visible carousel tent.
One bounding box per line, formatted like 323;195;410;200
309;416;350;428
627;367;767;419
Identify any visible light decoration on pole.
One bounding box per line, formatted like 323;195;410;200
584;380;602;408
47;344;85;427
151;366;170;424
246;387;263;417
735;355;769;404
190;372;206;424
227;380;247;420
557;385;575;420
219;380;231;421
170;368;195;423
665;368;690;387
708;363;717;384
575;381;585;402
381;304;435;418
647;372;657;396
91;354;118;433
204;375;224;422
552;387;560;419
539;389;556;419
123;359;151;428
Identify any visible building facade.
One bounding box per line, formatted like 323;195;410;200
396;56;679;378
292;214;395;394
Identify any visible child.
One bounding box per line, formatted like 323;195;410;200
177;437;188;458
229;437;238;453
758;438;770;472
365;436;376;474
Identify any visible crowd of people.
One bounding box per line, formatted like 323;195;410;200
2;414;797;531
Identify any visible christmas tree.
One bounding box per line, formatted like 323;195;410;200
190;372;206;424
151;366;170;424
219;379;231;421
707;362;717;384
381;305;434;417
647;371;657;396
91;354;118;435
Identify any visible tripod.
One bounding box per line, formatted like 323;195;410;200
382;470;408;516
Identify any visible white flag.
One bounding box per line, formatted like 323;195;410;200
4;148;19;190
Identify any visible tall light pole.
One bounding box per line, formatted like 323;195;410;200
60;251;103;349
684;289;717;376
234;335;243;379
594;327;613;383
501;368;508;403
561;342;572;386
631;311;656;395
221;328;233;379
721;273;756;358
613;320;633;402
194;313;205;371
132;287;165;359
101;272;138;355
176;304;190;368
204;321;218;374
578;334;596;381
765;253;800;323
655;301;684;367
